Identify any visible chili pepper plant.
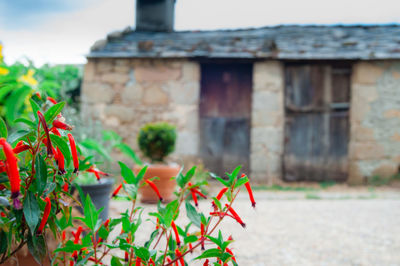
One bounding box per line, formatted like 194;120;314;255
0;100;257;265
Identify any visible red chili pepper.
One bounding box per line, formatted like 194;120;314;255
47;97;57;104
242;174;256;208
225;204;246;228
111;183;123;198
171;220;181;247
12;144;30;154
212;187;229;209
37;111;53;158
73;226;83;244
135;257;142;266
67;133;79;173
124;251;129;262
52;119;73;131
104;219;110;228
156;217;160;230
51;146;58;164
63;183;69;192
0;138;21;208
227;235;233;241
72;250;78;260
62;230;66;241
145;179;162;201
35;92;42;99
226;247;236;262
37;197;51;234
0;212;6;217
216;187;228;200
200;222;205;250
203;259;209;266
148;258;155;266
175;249;184;266
191;189;198;206
69;259;75;266
57;147;65;174
50;127;61;136
87;166;109;180
194;189;207;199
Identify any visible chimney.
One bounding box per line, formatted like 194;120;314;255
135;0;175;32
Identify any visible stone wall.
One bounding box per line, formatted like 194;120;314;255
349;61;400;184
250;61;285;183
81;58;201;166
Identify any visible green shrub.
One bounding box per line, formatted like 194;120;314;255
138;122;176;163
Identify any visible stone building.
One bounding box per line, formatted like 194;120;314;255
82;0;400;184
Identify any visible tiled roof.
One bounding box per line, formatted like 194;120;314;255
88;25;400;60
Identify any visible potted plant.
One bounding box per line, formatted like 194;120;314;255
135;122;179;203
73;169;113;222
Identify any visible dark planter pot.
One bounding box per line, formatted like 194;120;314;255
76;178;114;222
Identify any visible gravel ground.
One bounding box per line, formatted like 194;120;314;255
110;190;400;266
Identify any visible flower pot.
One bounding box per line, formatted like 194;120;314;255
134;164;180;203
75;178;114;222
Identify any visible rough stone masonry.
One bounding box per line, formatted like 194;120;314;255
82;58;400;184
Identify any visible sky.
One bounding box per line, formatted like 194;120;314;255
0;0;399;66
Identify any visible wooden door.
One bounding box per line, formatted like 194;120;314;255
199;63;252;176
283;63;350;182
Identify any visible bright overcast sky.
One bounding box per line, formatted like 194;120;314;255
0;0;399;66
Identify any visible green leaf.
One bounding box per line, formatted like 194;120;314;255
118;161;135;184
35;154;48;194
184;235;198;243
14;118;35;129
111;256;123;266
30;98;41;121
185;201;201;228
185;166;196;182
145;230;159;249
83;195;98;230
229;166;242;183
0;230;7;254
49;134;71;165
134;166;147;185
206;233;222;248
43;183;56;197
5;85;32;124
164;200;179;227
7;129;34;145
44;102;65;124
123;183;138;200
148;212;165;225
194;248;223;260
23;191;40;235
27;234;46;264
0;84;15;102
177;166;196;188
234;176;249;188
114;143;142;165
134;247;150;261
81;139;111;161
0;117;7;138
212;197;222;210
210;173;230;187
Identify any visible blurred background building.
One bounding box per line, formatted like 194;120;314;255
82;0;400;184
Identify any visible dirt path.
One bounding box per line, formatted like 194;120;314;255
110;190;400;265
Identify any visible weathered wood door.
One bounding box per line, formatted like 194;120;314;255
283;63;351;181
200;63;252;176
